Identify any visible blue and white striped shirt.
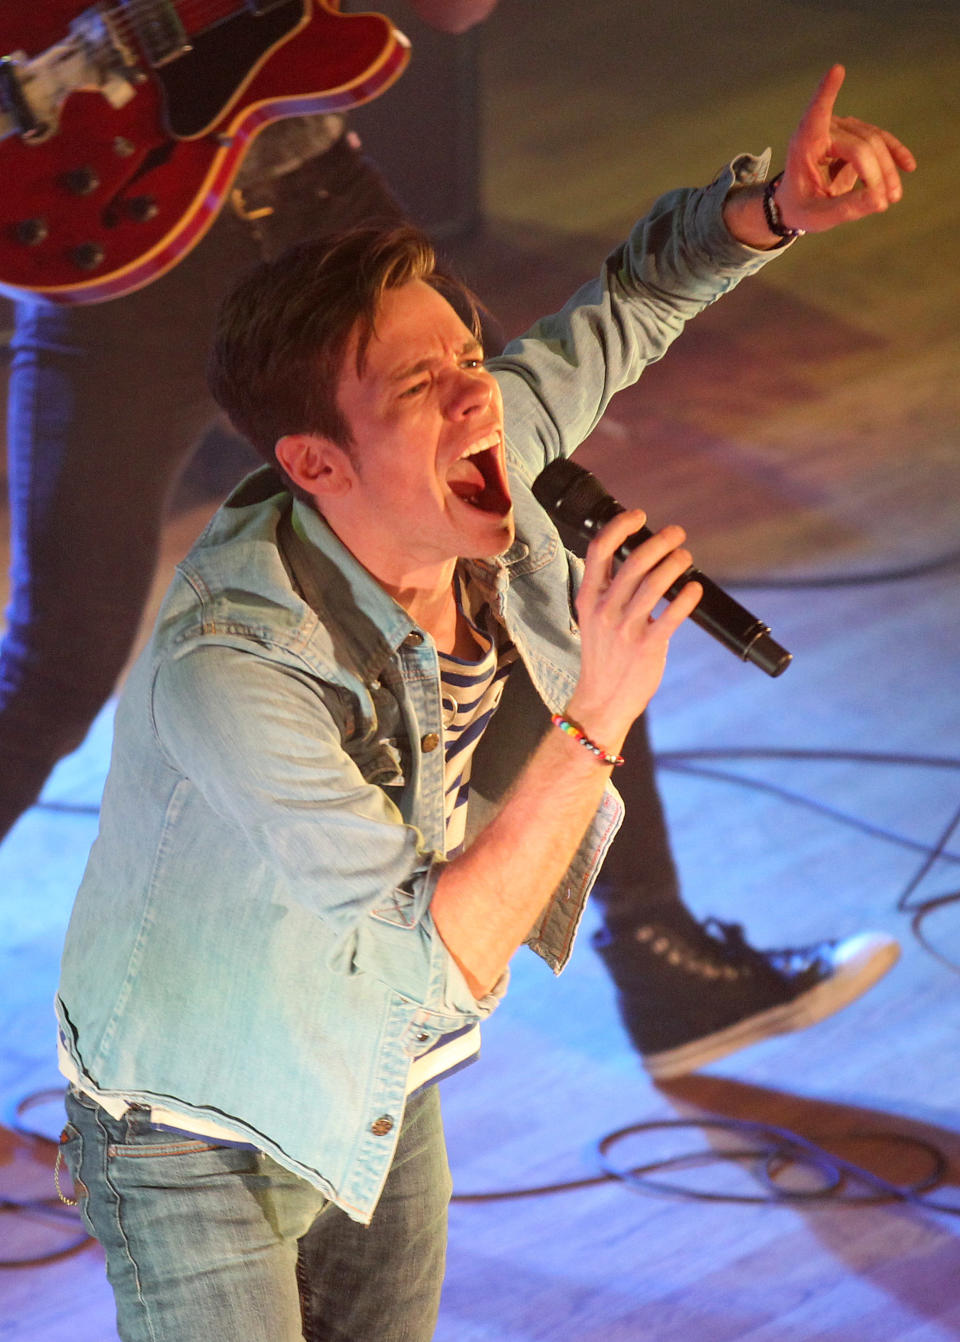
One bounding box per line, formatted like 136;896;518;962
438;569;517;858
404;570;518;1095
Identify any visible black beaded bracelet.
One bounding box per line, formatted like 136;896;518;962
762;171;806;243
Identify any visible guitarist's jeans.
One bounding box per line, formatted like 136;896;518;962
62;1084;449;1342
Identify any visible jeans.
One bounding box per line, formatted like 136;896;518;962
62;1086;450;1342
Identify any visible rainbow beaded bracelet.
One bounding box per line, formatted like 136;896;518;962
550;713;624;768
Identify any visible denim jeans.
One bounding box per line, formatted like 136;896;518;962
62;1086;450;1342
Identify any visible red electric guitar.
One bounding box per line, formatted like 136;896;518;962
0;1;409;304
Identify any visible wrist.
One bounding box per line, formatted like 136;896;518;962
723;182;790;251
550;710;625;769
762;172;806;244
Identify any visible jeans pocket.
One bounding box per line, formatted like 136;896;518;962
108;1134;237;1159
104;1131;266;1199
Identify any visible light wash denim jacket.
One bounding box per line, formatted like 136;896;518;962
57;155;778;1224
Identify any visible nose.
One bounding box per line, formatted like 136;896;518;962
444;363;496;419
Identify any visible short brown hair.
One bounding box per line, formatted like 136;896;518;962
207;224;479;471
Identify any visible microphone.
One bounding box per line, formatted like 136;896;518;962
532;458;792;678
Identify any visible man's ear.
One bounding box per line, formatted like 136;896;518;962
274;434;355;499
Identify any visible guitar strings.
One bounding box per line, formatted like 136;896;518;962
94;1;322;46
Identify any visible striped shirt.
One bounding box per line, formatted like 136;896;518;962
438;570;517;858
406;570;516;1093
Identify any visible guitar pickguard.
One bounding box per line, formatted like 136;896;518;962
150;2;307;139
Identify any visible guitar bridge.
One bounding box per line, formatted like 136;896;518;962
118;0;193;69
0;54;46;139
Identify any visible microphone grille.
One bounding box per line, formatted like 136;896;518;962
532;459;621;534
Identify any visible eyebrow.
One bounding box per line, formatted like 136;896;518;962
387;338;483;385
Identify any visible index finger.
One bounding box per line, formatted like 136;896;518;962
577;508;650;606
797;63;846;141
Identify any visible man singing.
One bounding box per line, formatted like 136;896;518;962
56;66;913;1341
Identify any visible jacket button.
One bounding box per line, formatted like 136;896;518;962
370;1115;394;1136
403;631;424;647
420;732;440;752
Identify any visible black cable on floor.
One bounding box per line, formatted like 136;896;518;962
894;799;960;972
596;1119;958;1211
452;1119;960;1217
651;747;960;974
655;756;960;865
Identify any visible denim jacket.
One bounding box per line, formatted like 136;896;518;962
57;155;778;1224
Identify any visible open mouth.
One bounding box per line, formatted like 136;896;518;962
446;438;512;517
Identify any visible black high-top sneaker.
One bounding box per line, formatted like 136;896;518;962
593;918;900;1080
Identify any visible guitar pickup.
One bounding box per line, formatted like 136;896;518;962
119;0;192;68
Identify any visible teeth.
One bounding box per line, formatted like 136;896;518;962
459;435;499;459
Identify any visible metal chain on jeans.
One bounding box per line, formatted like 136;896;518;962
54;1140;77;1206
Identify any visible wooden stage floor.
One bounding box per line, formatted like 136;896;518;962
2;1;959;1336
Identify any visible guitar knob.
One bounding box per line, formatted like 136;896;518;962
125;196;159;222
16;217;48;246
64;166;101;196
71;242;106;272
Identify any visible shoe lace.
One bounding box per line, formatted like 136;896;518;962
631;919;759;982
696;919;768;981
701;918;829;979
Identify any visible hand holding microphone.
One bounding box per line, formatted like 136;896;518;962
533;458;792;677
562;504;704;757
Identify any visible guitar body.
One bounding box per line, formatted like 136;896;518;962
0;1;409;303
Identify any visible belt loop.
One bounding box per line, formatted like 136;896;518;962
123;1102;153;1138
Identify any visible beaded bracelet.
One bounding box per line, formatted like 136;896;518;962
762;171;806;243
550;713;624;768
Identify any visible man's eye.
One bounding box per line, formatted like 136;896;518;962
462;358;484;370
401;381;428;398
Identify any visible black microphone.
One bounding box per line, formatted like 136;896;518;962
532;458;792;678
